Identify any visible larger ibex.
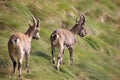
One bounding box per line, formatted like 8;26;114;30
50;15;87;70
8;16;40;77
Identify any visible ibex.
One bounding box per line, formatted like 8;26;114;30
8;16;40;77
50;15;86;70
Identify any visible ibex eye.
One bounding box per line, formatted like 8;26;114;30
30;26;33;28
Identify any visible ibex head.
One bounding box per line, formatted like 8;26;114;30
76;14;87;37
29;16;40;39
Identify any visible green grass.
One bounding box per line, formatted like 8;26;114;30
0;0;120;80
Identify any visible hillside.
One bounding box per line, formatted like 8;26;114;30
0;0;120;80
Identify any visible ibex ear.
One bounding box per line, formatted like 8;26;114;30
76;18;79;24
29;24;31;27
29;22;32;27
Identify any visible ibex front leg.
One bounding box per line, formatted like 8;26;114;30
68;47;74;65
25;52;30;73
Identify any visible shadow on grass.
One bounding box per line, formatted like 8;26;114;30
34;51;51;61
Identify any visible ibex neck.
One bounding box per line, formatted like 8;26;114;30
70;24;80;34
25;29;34;38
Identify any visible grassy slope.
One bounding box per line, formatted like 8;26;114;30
0;0;120;80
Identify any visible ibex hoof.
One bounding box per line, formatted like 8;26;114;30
56;66;59;71
27;70;30;73
60;61;62;64
19;75;21;78
70;62;73;65
13;71;16;74
52;60;56;64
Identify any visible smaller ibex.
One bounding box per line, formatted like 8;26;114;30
8;16;40;77
50;14;87;70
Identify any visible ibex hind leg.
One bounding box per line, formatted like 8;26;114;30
9;53;17;74
8;43;17;74
13;61;17;73
57;57;61;71
18;52;24;77
60;49;64;64
57;45;64;71
51;46;56;64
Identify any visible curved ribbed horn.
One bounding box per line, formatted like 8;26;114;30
80;14;83;20
81;15;85;25
31;16;36;26
78;14;85;25
78;14;82;21
36;18;40;27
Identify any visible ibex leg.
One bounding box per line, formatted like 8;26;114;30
68;47;74;65
60;49;64;64
10;53;16;73
18;51;24;77
25;52;30;73
51;46;56;64
57;44;64;70
8;46;17;74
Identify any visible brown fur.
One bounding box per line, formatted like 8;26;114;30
50;15;87;70
8;17;40;77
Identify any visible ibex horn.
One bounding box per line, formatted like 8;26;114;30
81;15;85;25
78;14;82;21
31;16;37;26
36;17;40;27
78;14;85;25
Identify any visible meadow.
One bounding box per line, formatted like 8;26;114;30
0;0;120;80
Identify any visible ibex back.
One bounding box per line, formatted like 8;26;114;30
8;17;40;77
50;15;87;70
